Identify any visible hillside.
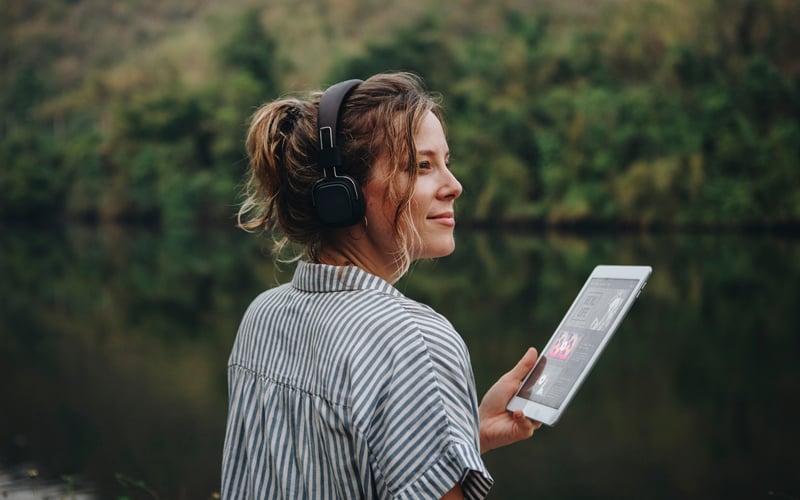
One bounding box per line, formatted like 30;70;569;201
2;0;798;229
5;0;626;108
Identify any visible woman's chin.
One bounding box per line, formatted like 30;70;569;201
416;240;456;260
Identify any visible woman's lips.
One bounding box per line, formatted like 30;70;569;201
428;212;456;227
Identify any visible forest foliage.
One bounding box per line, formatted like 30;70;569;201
1;0;798;229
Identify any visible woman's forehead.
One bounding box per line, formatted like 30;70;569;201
414;111;448;154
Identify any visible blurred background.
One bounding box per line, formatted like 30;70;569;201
1;0;798;498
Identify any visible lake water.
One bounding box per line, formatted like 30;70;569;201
1;225;798;499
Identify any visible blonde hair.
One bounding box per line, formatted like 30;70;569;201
237;72;442;277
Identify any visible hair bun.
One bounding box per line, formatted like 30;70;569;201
279;103;302;134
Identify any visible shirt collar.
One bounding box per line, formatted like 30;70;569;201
292;261;403;297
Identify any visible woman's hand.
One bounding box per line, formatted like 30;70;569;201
478;347;543;454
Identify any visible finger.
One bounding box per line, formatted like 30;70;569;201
513;410;538;436
512;409;540;426
527;417;543;430
507;347;539;381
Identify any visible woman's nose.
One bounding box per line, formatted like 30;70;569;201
439;168;462;200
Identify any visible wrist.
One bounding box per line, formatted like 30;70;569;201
479;428;491;455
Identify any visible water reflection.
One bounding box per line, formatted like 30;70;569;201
0;226;798;499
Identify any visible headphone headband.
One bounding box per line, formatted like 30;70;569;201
317;79;363;175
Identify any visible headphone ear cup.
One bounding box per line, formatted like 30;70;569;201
316;79;364;227
312;174;365;227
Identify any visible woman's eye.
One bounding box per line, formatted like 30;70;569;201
418;161;432;170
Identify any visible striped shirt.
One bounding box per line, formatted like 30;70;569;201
222;261;492;499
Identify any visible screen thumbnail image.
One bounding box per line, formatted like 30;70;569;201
547;331;581;360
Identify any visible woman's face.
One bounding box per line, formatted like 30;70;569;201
362;111;463;262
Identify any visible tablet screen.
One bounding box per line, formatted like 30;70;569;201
517;277;640;409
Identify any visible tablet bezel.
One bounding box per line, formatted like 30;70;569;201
507;265;652;426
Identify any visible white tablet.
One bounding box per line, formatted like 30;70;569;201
507;265;652;426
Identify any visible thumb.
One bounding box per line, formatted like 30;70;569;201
506;347;539;382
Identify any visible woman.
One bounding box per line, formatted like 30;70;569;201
222;72;541;499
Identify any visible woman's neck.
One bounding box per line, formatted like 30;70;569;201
317;242;402;284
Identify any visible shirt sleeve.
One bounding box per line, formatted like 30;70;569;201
349;295;493;500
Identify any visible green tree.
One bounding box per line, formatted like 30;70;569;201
330;15;459;93
217;8;280;99
0;127;66;219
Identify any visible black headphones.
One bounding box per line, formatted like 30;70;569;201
312;79;365;227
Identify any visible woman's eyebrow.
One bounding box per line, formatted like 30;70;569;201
416;149;450;158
